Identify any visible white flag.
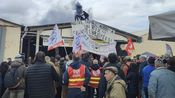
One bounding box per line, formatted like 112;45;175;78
48;24;64;51
72;32;82;53
165;43;173;57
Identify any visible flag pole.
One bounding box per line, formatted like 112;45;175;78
64;46;68;56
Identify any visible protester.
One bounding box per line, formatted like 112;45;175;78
25;51;60;98
59;57;67;98
139;55;147;98
45;56;61;98
104;66;126;98
88;59;101;98
98;53;125;98
127;63;139;98
60;58;66;74
80;52;91;68
142;57;155;98
65;53;73;69
54;55;62;98
148;58;175;98
99;56;108;67
121;57;132;77
7;58;12;66
45;56;55;66
63;52;90;98
167;56;175;72
61;54;73;98
4;54;26;98
0;62;9;97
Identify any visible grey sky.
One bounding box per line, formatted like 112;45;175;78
0;0;175;33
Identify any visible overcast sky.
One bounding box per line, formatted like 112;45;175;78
0;0;175;33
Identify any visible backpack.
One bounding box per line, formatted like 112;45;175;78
4;67;21;88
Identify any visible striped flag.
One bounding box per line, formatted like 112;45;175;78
48;24;64;51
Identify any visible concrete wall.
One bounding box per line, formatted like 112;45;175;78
3;26;21;61
0;26;6;62
132;33;175;56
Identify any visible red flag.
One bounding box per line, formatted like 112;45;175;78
125;38;135;56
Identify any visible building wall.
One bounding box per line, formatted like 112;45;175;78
132;33;175;56
0;26;6;62
3;26;21;61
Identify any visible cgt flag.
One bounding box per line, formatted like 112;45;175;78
72;32;82;54
48;24;64;51
125;37;135;56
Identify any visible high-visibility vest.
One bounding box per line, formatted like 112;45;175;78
68;64;85;88
89;68;101;88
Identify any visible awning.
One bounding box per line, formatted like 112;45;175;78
148;10;175;41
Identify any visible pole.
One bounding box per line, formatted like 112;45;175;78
20;26;28;53
35;30;42;54
64;46;68;56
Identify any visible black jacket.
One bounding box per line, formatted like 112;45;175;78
127;72;139;94
26;62;59;98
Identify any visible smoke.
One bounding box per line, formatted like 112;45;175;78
39;1;75;24
88;8;93;20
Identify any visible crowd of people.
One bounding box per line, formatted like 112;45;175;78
0;51;175;98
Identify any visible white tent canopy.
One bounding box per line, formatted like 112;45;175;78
149;10;175;41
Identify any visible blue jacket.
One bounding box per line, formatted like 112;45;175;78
63;61;90;86
148;67;175;98
142;65;155;88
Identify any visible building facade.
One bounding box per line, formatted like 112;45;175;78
133;33;175;56
0;18;22;62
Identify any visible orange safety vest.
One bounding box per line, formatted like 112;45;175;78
68;64;85;88
89;68;101;88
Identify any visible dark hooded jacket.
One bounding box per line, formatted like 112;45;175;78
9;61;26;90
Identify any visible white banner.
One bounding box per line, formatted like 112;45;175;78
48;24;64;51
81;31;116;57
72;21;116;43
72;22;116;56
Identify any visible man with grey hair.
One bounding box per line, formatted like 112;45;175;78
148;58;175;98
104;66;126;98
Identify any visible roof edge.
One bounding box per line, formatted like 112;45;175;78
0;18;23;27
